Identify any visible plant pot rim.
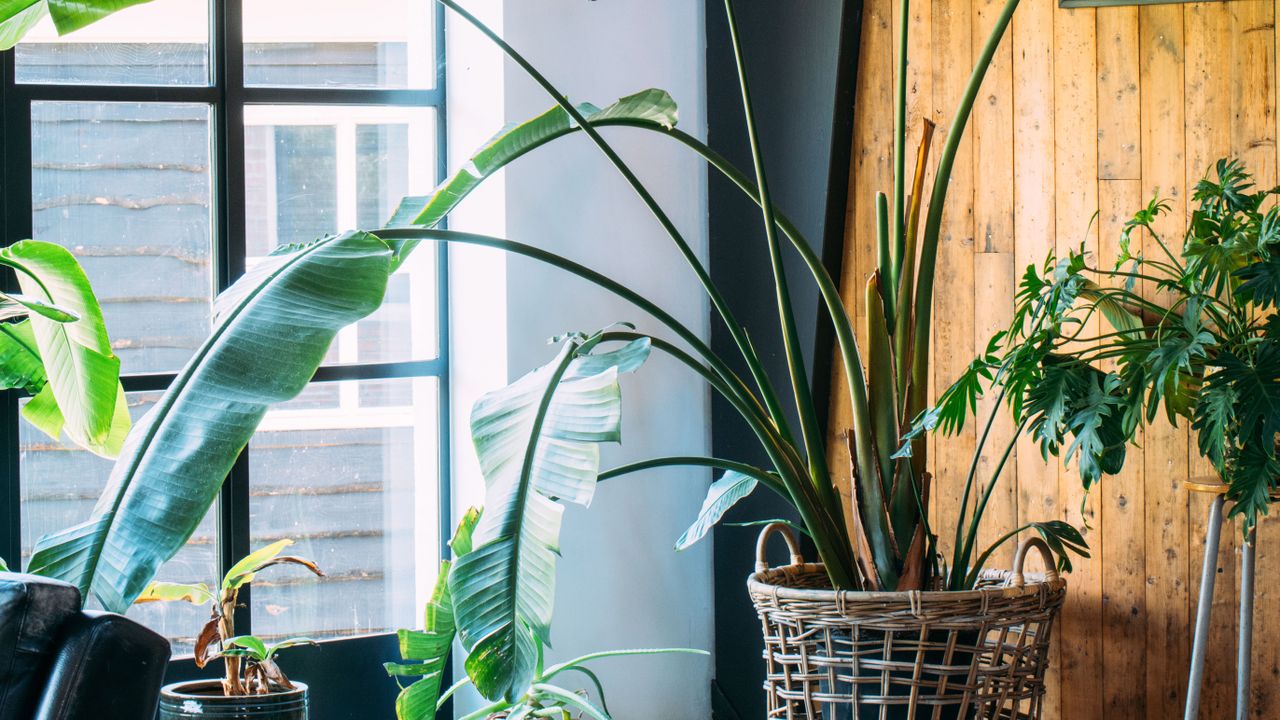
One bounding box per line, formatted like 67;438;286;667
748;561;1066;605
160;679;309;700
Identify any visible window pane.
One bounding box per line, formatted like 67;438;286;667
20;392;218;655
31;101;215;376
16;0;210;86
244;0;434;88
244;106;438;363
248;378;440;642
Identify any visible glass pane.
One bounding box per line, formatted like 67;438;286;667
31;102;215;376
248;378;440;642
244;106;437;363
244;0;434;88
20;392;218;655
16;0;210;86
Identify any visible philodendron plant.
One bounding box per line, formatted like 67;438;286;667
386;509;706;720
137;539;323;696
944;159;1280;533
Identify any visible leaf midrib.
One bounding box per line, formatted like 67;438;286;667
84;233;377;598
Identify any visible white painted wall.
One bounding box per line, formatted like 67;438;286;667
448;1;713;717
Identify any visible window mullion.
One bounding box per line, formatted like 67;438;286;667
215;0;253;636
1;47;31;569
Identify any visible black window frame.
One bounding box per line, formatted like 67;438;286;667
0;1;451;707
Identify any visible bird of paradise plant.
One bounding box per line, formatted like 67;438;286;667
374;0;1086;710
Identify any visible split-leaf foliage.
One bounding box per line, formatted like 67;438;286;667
942;158;1280;535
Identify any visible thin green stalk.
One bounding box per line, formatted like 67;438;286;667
548;666;610;716
377;230;823;545
459;701;510;720
594;121;865;565
531;684;610;720
599;455;786;497
541;648;710;683
436;676;472;710
597;331;857;584
435;0;797;451
553;123;870;541
961;522;1037;590
723;0;832;505
949;382;1010;579
910;0;1022;421
375;228;767;423
952;416;1027;590
891;0;910;291
876;192;894;328
381;231;837;555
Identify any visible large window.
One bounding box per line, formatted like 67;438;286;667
2;0;449;657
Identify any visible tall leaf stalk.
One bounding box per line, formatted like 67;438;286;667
408;0;1076;607
377;3;1096;707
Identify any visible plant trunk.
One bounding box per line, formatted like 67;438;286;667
219;594;243;696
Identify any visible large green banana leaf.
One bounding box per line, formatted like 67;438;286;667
385;89;676;263
451;335;649;702
28;231;394;611
0;0;154;50
0;321;46;395
0;240;128;457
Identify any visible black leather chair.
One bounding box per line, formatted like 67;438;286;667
0;573;170;720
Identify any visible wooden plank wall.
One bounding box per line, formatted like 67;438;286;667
827;1;1279;717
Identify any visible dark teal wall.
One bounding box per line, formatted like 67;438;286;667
706;1;861;717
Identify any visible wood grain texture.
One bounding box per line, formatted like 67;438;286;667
1011;2;1061;716
929;0;976;566
1053;7;1103;718
1098;178;1147;719
972;0;1017;566
825;1;1280;717
1183;3;1237;716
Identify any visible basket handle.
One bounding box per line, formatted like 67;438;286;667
755;523;805;573
1010;536;1059;587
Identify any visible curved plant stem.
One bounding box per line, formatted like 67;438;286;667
891;0;910;291
722;0;833;511
598;455;786;497
375;227;765;421
910;0;1022;421
595;331;857;583
540;648;710;683
376;227;859;583
435;0;796;451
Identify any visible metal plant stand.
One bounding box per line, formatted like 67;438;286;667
1183;478;1264;720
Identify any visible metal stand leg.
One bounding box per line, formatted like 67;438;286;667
1186;494;1225;720
1238;527;1257;720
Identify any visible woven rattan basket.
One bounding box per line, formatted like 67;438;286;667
747;524;1067;720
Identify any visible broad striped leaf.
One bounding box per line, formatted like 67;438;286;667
385;90;677;266
46;0;153;35
676;471;758;550
451;337;649;702
0;321;46;394
28;231;393;611
0;240;126;457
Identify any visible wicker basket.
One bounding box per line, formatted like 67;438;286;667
747;524;1067;720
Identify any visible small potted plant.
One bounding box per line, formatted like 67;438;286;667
141;540;324;720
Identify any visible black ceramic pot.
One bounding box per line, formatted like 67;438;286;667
157;680;309;720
